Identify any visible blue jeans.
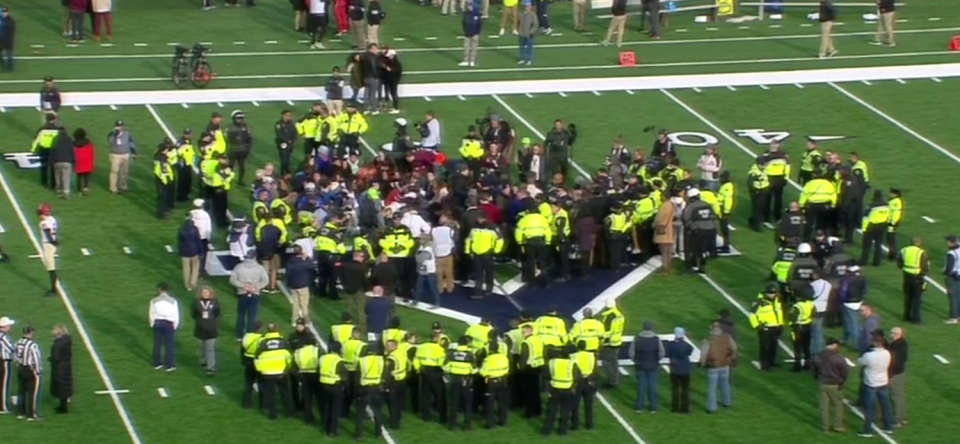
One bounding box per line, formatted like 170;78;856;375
634;368;658;411
536;0;550;29
706;366;731;412
519;37;534;62
152;320;176;368
415;274;440;305
861;385;894;434
235;294;260;340
948;277;960;319
842;305;859;348
811;316;825;355
0;48;12;71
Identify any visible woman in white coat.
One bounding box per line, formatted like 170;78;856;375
92;0;112;41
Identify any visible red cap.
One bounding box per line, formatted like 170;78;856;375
38;203;52;215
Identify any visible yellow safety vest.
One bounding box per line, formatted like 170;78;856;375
851;160;870;183
382;328;407;349
337;112;369;135
749;165;770;190
800;179;837;207
764;156;789;177
297;114;320;138
255;342;291;376
633;197;656;224
480;353;510;379
359;355;385;386
569;318;604;352
466;228;502;255
255;218;288;244
749;299;784;329
900;245;924;275
379;229;415;257
314;223;346;254
444;347;476;376
792;300;815;326
294;345;320;373
549;358;575;390
801;149;821;172
571;351;596;378
318;353;344;385
553;208;572;237
862;204;890;231
459;138;484;160
606;212;630;234
465;324;492;351
535;316;566;347
241;332;263;358
330;324;354;344
600;308;625;347
270;199;294;226
32;127;59;152
177;142;196;168
516;213;552;245
718;182;735;215
388;349;408;382
506;328;524;355
700;190;721;217
414;342;445;371
888;197;903;227
523;336;545;367
342;339;366;372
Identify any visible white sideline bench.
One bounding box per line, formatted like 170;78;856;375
596;0;718;21
740;2;906;21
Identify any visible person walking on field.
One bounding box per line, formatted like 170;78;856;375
517;3;538;66
818;0;838;58
107;120;137;194
871;0;896;47
191;286;221;376
461;2;482;68
601;0;627;48
149;283;180;372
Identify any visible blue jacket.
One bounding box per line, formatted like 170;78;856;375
365;297;394;335
666;340;694;376
462;9;482;37
178;220;203;258
286;255;315;290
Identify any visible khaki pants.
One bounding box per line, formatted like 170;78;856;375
181;256;200;290
42;243;58;272
53;162;72;196
350;20;366;47
658;243;674;275
604;16;627;47
109;153;130;193
890;372;907;425
463;35;479;63
819;384;845;431
573;1;587;30
501;6;518;32
441;0;458;15
345;291;368;332
876;12;895;44
327;99;343;115
482;0;489;17
367;24;379;46
437;255;455;292
290;287;311;324
819;21;835;56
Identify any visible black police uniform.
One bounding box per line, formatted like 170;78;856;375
446;347;476;430
226;118;253;184
274;117;298;174
763;151;789;222
776;210;805;247
838;174;864;242
681;197;717;272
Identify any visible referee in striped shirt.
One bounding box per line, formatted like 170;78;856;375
0;316;15;414
15;325;42;421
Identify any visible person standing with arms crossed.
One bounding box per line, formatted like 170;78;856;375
149;283;180;371
230;250;269;341
15;326;42;420
0;316;15;414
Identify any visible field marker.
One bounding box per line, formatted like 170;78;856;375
618;366;629;376
456;36;465;39
800;23;813;27
73;105;81;111
30;44;44;48
96;389;131;395
559;91;567;97
122;246;132;255
157;388;169;398
738;26;750;30
0;221;5;232
166;43;179;47
204;385;216;395
862;80;873;85
661;365;670;373
134;43;148;47
423;96;432;102
934;354;950;364
252;101;260;106
759;84;769;90
252;383;259;392
181;103;190;108
692;87;702;93
100;43;114;47
922;216;936;223
727;224;737;231
676;29;688;33
393;37;406;42
707;27;718;31
726;85;737;91
489;35;500;39
165;245;174;253
457;95;466;101
265;40;278;44
896;19;909;23
81;248;91;256
835;22;845;26
763;222;775;229
199;42;213;46
592;91;601;96
551;33;564;37
110;104;118;111
795;83;805;89
625;90;634;95
525;93;534;98
65;44;78;48
751;360;761;369
769;24;782;28
285;99;295;106
845;357;856;368
896;78;907;84
28;253;58;259
216;102;224;107
330;39;342;43
425;36;437;41
932;77;942;83
0;107;4;113
929;17;942;22
0;145;143;444
35;106;41;112
233;41;246;45
297;39;309;44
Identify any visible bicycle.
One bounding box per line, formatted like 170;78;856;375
171;44;213;88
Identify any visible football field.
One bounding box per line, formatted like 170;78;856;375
2;1;960;444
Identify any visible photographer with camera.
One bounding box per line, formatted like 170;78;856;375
418;111;441;151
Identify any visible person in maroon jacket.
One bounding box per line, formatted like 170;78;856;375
68;0;88;43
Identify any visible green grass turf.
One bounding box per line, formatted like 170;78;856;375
1;0;958;91
5;77;960;443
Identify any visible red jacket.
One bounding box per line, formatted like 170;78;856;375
73;139;94;174
69;0;89;13
479;202;502;225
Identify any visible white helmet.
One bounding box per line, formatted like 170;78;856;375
797;243;812;254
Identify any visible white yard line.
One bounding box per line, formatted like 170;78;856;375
664;88;949;295
895;78;907;84
157;388;169;398
922;216;936;223
286;99;295;106
525;93;534;98
862;80;873;85
726;86;737;91
763;222;775;229
592;91;601;96
457;95;466;101
165;245;174;253
932;77;942;83
727;224;737;231
96;389;131;395
110;104;118;110
625;90;634;95
0;161;144;443
423;96;432;102
204;385;216;395
494;94;592;179
18;28;960;61
122;246;132;255
759;84;769;90
934;354;950;364
559;91;568;97
81;248;91;256
73;105;81;111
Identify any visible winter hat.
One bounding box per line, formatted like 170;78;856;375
605;299;616;309
674;327;685;339
643;320;655;331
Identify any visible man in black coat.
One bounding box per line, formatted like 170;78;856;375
50;324;73;414
0;7;15;72
191;287;220;375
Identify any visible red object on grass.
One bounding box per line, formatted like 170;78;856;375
73;141;94;174
950;35;960;51
619;51;636;66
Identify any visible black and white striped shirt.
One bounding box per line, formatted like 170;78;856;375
0;332;14;360
15;338;42;374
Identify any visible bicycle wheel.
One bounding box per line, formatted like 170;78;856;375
192;61;213;88
171;60;188;87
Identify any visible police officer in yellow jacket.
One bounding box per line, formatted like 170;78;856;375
342;327;367;417
605;201;633;269
799;173;838;239
154;141;177;219
356;345;387;440
459;126;485;178
337;102;369;158
255;324;294;420
570;340;598;430
293;337;321;424
318;342;348;437
241;321;265;409
414;331;447;423
519;324;545;418
748;157;770;232
208;155;235;228
898;237;929;324
536;305;568;352
296;103;323;159
384;339;408;430
789;295;815;372
543;345;580;436
749;285;784;371
465;215;504;299
316;106;340;156
175;128;197;202
886;188;904;260
516;203;553;286
551;198;574;280
569;308;605;352
860;190;890;267
479;337;510;429
717;171;735;253
762;141;791;223
315;217;346;299
380;214;417;297
632;187;658;258
31;113;62;189
599;299;625;387
444;336;477;431
799;138;823;185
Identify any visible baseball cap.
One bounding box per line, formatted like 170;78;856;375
0;316;15;327
431;322;442;330
946;235;959;243
114;120;124;127
192;198;204;208
674;327;685;339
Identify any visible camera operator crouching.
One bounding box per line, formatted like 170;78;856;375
417;111;442;151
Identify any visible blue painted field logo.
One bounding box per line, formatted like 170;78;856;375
3;153;42;170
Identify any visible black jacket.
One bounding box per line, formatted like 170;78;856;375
191;298;221;340
372;262;398;295
340;261;369;294
367;1;384;25
49;130;75;164
226;123;252;153
0;16;15;48
49;335;73;399
349;0;365;21
819;1;837;22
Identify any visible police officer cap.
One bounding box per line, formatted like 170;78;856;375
231;110;245;119
328;341;342;354
431;322;442;330
115;120;124;127
183;128;192;135
946;235;959;243
295;317;307;326
347;101;359;108
755;157;765;165
889;188;901;195
764;283;778;294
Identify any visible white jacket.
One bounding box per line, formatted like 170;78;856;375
93;0;113;13
190;208;212;241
